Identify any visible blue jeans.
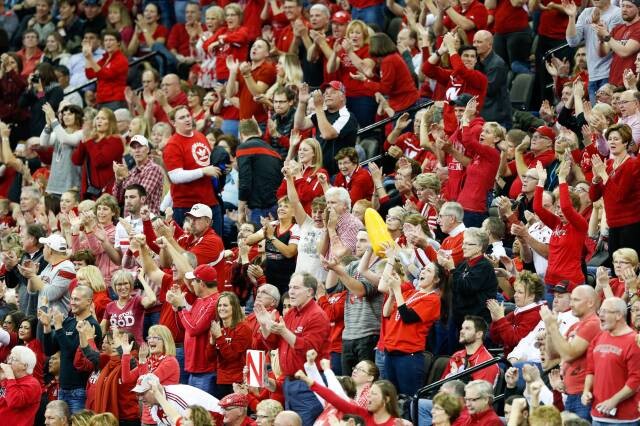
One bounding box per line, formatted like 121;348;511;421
173;205;223;237
375;348;386;379
415;398;433;426
351;3;385;28
588;78;609;105
330;352;343;376
151;42;178;76
346;96;377;129
174;0;187;23
463;210;488;228
221;119;239;137
58;388;86;414
384;351;425;396
283;378;324;426
250;206;278;229
564;393;592;421
175;347;189;384
188;372;216;395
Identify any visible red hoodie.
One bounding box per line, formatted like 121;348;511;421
489;302;543;356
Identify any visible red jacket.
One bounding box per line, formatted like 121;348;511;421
589;157;640;228
457;121;500;213
86;50;128;104
443;117;484;202
333;165;374;204
442;345;499;385
71;135;125;197
422;52;487;135
0;375;42;426
179;292;220;373
366;53;419;112
207;320;252;384
489;302;543;356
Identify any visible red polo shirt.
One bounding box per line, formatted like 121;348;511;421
263;299;330;376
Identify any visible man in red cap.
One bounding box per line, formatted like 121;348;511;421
166;264;220;395
502;125;556;199
294;81;359;176
306;11;351;75
219;393;255;426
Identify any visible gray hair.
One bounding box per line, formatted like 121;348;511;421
603;297;627;315
21;185;41;200
442;379;466;397
45;400;70;421
326;187;352;211
310;3;330;17
440;202;464;222
464;228;490;252
10;345;37;374
465;380;494;400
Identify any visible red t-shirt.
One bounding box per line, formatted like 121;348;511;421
104;294;146;344
238;61;277;122
493;0;529;34
318;291;347;354
562;313;601;395
538;0;569;40
609;20;640;86
586;329;640;421
383;289;440;353
441;1;488;44
163;131;217;208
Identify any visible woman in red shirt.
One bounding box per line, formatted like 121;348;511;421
534;159;588;303
85;29;129;110
204;3;250;83
381;259;444;397
590;124;640;262
595;248;639;301
276;137;328;214
298;372;401;426
121;324;180;426
126;3;168;57
360;33;419;115
327;19;377;128
487;271;545;356
18;316;45;389
208;291;252;398
71;108;124;200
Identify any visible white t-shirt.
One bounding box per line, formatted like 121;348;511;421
294;217;327;282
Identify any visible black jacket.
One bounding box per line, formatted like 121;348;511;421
451;257;498;327
236;137;283;209
479;51;512;126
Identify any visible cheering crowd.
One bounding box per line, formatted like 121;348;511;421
2;0;640;423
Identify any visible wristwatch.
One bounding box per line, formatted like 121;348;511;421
603;34;612;42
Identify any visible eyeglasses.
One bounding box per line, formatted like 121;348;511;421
522;175;539;181
113;281;131;287
353;366;370;375
464;396;485;403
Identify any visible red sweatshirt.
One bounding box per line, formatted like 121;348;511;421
489;302;543;356
589;157;640;228
85;50;128;104
365;53;419;112
0;375;42;426
276;167;328;214
333;165;374;204
422;52;487;135
207;320;252;384
71;135;124;196
534;184;588;286
204;25;251;81
179;292;220;373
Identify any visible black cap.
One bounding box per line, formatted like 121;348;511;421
451;93;473;107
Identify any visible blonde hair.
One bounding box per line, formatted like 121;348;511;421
76;265;107;292
224;3;243;22
346;20;371;45
613;248;639;268
88;413;118;426
413;173;441;193
483;122;505;141
298;138;324;173
107;2;132;30
95;194;120;219
110;269;134;291
148;324;177;356
256;399;284;420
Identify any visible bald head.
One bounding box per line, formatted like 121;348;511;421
570;285;597;318
473;30;493;59
161;73;181;98
274;411;302;426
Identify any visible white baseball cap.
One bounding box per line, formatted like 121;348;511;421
131;373;160;393
129;134;149;147
186;203;212;219
39;234;67;252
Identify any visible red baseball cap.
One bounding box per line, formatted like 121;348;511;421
535;126;556;140
185;264;217;282
321;80;346;93
331;10;351;24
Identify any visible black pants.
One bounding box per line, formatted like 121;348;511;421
609;221;640;264
493;30;532;67
341;334;378;375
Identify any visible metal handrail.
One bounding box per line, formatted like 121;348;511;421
543;43;570;61
64;51;165;98
357;99;435;136
411;356;506;423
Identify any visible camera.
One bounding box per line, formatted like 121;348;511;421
30;73;40;84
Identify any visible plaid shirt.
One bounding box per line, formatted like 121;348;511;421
336;213;363;255
112;159;164;214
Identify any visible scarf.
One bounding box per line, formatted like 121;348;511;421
94;355;123;417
